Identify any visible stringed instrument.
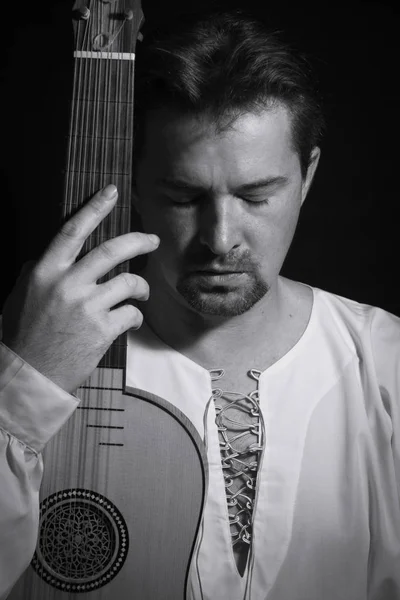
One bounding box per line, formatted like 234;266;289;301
8;2;207;598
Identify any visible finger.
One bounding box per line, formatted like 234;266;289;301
72;232;160;284
94;273;150;309
41;185;118;269
109;303;143;338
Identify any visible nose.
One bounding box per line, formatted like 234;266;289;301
199;195;242;256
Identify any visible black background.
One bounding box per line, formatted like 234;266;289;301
1;1;399;315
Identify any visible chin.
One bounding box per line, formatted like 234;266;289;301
176;279;270;317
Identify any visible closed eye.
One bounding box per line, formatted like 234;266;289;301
242;197;270;205
168;195;202;206
167;195;270;206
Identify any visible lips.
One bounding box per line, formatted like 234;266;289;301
196;270;242;274
189;270;246;283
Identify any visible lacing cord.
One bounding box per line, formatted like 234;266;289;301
193;368;265;599
209;368;264;548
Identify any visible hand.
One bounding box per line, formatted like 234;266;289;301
1;185;160;394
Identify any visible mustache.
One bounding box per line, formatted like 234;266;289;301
184;249;257;272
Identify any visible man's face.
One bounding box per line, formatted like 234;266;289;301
134;104;317;317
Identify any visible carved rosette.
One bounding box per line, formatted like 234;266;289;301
31;488;129;593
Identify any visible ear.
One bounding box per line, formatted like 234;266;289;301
301;147;321;206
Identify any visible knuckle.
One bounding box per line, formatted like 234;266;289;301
118;273;149;298
99;240;117;261
128;305;143;329
60;218;85;241
53;279;75;305
119;272;137;288
29;261;44;282
99;316;114;340
112;304;143;336
28;260;52;288
137;276;150;299
90;196;107;217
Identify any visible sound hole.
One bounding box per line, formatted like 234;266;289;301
31;489;129;593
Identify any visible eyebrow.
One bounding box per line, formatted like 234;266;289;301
156;175;289;193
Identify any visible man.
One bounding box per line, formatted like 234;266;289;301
1;8;399;600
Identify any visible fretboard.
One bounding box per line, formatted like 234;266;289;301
62;56;135;369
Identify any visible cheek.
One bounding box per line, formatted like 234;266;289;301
255;195;301;262
140;202;196;257
278;203;302;260
276;201;301;241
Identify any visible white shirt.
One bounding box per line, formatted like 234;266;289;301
1;286;400;600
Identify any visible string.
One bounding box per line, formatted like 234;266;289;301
69;2;96;590
31;9;91;600
89;0;102;507
30;4;138;596
75;9;93;588
76;19;91;231
103;0;113;513
64;20;79;224
115;3;123;371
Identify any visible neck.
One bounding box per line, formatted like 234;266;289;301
140;271;291;369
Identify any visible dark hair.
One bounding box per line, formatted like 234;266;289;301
133;8;325;179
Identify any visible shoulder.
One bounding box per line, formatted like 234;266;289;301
311;285;400;372
312;285;400;333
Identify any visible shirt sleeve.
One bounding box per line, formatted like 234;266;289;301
370;307;400;499
0;318;80;599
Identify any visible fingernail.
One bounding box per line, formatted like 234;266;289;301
103;184;118;199
148;234;160;245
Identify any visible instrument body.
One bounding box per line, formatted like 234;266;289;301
8;3;208;598
9;372;207;599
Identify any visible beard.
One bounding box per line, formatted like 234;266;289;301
175;250;269;317
177;274;269;316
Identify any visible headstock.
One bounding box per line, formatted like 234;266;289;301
72;0;144;56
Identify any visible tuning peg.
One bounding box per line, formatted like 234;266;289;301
75;6;90;20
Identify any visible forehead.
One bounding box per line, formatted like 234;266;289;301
137;104;299;184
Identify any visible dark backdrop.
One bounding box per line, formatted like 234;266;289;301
1;1;398;315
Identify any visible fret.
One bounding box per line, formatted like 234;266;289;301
76;407;125;412
66;137;133;175
71;59;134;102
71;100;133;139
98;443;124;447
99;344;127;369
62;202;130;209
86;425;125;429
65;169;133;175
64;18;137;369
80;367;124;388
71;135;132;141
81;386;124;391
63;172;132;211
94;342;129;348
